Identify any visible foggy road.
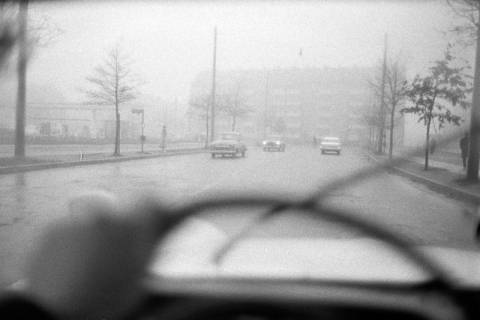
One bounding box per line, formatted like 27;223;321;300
0;145;476;286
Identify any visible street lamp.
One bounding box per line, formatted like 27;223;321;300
132;108;145;153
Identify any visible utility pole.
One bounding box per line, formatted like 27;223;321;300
15;0;28;158
264;71;269;139
163;103;168;127
377;33;388;155
210;26;217;143
467;5;480;181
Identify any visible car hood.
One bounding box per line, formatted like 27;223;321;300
150;219;480;287
321;142;341;146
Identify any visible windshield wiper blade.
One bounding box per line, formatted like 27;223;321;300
306;127;475;205
211;127;477;277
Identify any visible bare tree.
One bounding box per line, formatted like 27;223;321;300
218;81;252;131
0;1;62;65
1;0;62;157
28;14;62;49
85;45;137;156
188;93;210;148
385;60;408;159
368;57;407;158
0;2;17;69
361;101;383;149
446;0;479;47
368;65;387;152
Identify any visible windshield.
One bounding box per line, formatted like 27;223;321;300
322;137;340;142
1;0;479;289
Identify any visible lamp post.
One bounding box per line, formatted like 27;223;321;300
210;26;217;144
132;108;145;153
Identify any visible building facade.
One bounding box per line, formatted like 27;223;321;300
0;103;140;142
188;67;374;144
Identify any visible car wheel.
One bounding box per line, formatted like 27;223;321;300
337;151;341;155
211;153;215;158
321;150;325;154
241;150;246;157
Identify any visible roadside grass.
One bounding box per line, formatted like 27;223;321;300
0;157;51;167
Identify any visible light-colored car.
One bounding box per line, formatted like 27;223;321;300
320;136;342;155
262;135;286;152
210;132;247;158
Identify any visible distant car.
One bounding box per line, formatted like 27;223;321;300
210;132;247;158
320;136;342;155
262;136;286;152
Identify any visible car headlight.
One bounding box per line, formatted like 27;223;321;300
262;141;267;145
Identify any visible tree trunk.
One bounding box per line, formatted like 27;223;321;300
467;5;480;181
114;103;120;156
388;105;395;160
377;122;385;154
425;116;431;171
232;115;236;131
14;0;28;158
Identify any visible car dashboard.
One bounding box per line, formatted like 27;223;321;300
131;276;478;320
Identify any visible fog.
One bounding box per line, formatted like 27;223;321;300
6;0;466;105
1;1;479;296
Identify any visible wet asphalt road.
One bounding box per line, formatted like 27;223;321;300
0;145;476;286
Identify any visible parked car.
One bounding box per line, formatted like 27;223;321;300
320;136;342;155
262;135;286;152
210;132;247;158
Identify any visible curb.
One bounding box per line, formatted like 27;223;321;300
0;148;206;175
366;153;480;204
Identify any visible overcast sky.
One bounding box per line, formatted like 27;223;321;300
16;0;472;105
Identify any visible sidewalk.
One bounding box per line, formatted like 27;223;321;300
0;144;205;175
371;152;480;204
